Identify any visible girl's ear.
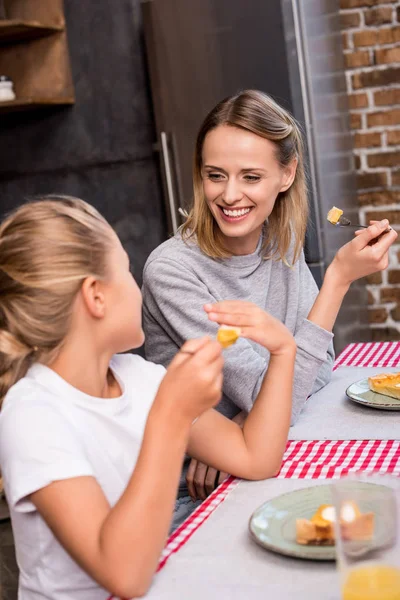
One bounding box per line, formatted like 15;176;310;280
81;277;106;319
279;158;298;193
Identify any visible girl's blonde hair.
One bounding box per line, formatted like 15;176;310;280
0;195;114;405
181;89;309;263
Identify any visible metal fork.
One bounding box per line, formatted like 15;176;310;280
335;215;368;228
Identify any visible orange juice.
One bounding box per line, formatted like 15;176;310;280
342;565;400;600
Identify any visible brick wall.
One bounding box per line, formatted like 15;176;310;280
340;0;400;341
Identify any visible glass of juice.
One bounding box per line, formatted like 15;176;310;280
332;476;400;600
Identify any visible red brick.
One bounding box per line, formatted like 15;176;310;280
377;26;400;45
358;190;400;206
375;47;400;65
356;172;387;190
348;93;369;109
367;109;400;128
354;154;361;170
366;210;400;225
370;327;400;341
366;272;383;285
342;32;349;51
393;171;400;186
368;308;388;323
350;112;362;129
387;130;400;145
353;131;382;148
364;7;394;26
352;67;400;89
389;270;400;284
391;304;400;321
367;151;400;168
353;29;378;47
381;287;400;302
368;290;375;305
345;50;371;69
374;89;400;106
341;11;361;29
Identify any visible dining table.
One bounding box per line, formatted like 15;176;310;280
126;341;400;600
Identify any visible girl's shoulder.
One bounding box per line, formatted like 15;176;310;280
111;353;166;389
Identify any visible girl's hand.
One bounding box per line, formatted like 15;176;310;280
204;301;295;355
328;219;397;288
156;336;224;422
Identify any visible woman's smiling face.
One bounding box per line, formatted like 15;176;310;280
202;125;296;255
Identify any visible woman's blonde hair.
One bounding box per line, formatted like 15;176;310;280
0;195;114;405
181;89;309;263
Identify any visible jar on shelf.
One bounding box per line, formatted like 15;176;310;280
0;76;16;102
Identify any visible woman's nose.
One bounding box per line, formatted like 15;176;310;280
221;178;243;205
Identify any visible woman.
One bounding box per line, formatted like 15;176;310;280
142;90;397;509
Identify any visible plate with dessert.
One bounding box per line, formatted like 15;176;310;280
248;483;385;560
346;373;400;411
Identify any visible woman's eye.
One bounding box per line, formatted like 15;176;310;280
244;175;261;182
207;173;224;181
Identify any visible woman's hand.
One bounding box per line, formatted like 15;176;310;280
327;219;398;288
204;300;295;355
186;411;245;501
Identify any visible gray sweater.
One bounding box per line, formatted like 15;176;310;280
142;233;334;426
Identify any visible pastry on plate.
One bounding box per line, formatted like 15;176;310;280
327;206;343;225
368;372;400;400
217;325;241;349
296;502;374;546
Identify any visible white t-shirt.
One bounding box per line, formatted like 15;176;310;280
0;354;166;600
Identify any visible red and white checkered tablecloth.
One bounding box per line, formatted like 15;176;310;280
107;342;400;597
156;341;400;574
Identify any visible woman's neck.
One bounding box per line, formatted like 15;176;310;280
219;227;262;256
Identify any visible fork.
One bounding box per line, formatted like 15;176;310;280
335;215;368;228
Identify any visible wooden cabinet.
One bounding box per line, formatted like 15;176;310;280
0;0;75;113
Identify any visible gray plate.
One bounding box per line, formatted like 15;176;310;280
249;483;393;561
346;378;400;411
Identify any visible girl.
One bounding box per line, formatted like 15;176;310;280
141;89;398;504
0;195;298;599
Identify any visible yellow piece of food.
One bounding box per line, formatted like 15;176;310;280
296;502;373;546
327;206;343;225
368;372;400;401
217;326;241;348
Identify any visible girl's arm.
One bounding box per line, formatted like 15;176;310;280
188;301;296;479
30;338;223;599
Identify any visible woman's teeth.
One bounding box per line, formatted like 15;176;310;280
222;207;251;217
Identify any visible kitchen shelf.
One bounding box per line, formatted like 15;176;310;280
0;19;63;44
0;96;74;113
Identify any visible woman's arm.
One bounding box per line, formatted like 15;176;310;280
308;221;397;332
187;302;296;480
30;338;223;599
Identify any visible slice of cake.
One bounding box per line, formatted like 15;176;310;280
327;206;343;225
296;502;374;546
368;372;400;401
217;326;241;349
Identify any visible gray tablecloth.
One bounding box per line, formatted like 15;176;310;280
147;479;339;599
289;367;400;440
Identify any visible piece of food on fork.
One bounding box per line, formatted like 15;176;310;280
327;206;344;225
217;325;241;348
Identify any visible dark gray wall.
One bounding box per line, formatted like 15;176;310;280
0;0;166;286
